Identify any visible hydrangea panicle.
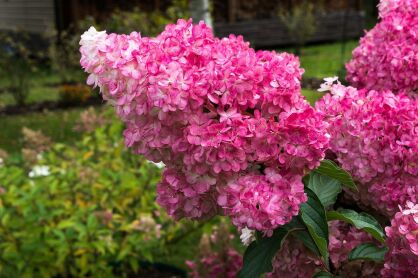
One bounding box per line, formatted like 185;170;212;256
80;19;329;233
346;0;418;93
382;201;418;277
186;224;243;278
217;169;306;234
316;83;418;216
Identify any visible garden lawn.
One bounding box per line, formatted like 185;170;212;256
0;108;84;154
0;86;60;106
302;88;323;105
0;69;85;106
279;40;359;78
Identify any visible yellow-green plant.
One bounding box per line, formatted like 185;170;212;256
0;116;195;277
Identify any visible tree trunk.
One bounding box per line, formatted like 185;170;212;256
189;0;213;29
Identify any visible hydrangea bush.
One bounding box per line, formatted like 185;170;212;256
382;202;418;277
267;221;381;278
80;1;417;275
316;84;417;216
80;19;329;236
186;222;242;278
346;0;418;93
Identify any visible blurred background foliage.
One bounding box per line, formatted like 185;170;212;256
278;0;318;56
0;31;40;106
0;110;221;277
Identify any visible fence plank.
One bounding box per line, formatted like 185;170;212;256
214;11;365;47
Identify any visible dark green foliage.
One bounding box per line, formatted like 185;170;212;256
348;243;388;262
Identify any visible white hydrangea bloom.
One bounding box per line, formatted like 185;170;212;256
79;27;108;88
318;76;340;92
148;161;166;169
79;26;107;47
28;165;50;178
240;227;255;246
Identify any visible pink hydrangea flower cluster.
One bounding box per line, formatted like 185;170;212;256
382;201;418;277
80;19;330;232
378;0;418;18
217;168;306;232
316;84;418;216
329;221;379;271
268;221;380;277
346;0;418;93
156;168;218;220
186;223;243;278
186;248;242;278
267;237;322;278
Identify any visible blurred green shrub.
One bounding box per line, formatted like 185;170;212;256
73;107;111;134
47;0;189;85
47;28;84;84
186;221;243;278
103;0;189;35
105;7;168;36
59;83;92;104
0;115;191;277
21;127;53;166
0;31;39;105
166;0;190;23
278;1;318;55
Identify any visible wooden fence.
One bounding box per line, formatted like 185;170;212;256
214;10;365;47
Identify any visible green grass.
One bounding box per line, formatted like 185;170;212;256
0;108;84;153
302;88;323;105
278;40;358;79
0;69;86;106
0;86;60;106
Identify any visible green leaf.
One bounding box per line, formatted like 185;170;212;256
87;214;98;230
238;228;289;278
254;230;264;243
326;209;385;243
312;271;334;278
312;271;337;278
286;217;320;256
348;243;388;262
293;229;321;256
300;188;329;268
314;160;357;191
306;172;342;208
58;219;76;229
